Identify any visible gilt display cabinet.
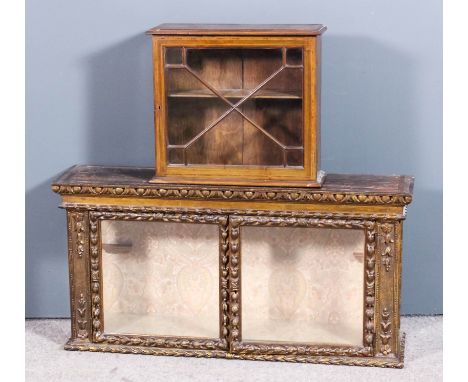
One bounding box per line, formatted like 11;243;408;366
52;165;414;368
146;24;326;187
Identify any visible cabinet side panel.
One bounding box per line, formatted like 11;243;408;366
315;36;322;176
375;222;398;357
153;37;167;176
66;210;92;341
394;221;403;354
303;37;318;180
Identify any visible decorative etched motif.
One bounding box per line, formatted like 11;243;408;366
380;224;394;272
52;184;413;206
77;293;88;339
380;307;392;355
268;267;307;320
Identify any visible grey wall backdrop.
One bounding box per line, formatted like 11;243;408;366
26;0;442;317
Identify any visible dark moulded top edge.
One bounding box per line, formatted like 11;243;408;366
51;165;414;202
145;23;327;36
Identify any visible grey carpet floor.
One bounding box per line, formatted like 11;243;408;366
26;316;442;382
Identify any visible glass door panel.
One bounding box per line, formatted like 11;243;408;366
241;226;365;346
101;220;220;338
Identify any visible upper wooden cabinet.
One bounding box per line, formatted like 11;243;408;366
146;24;327;187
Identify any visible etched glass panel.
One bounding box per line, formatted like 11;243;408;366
241;226;365;346
101;220;219;338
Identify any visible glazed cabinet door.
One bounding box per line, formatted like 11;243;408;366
227;215;378;358
88;210;229;353
152;36;321;185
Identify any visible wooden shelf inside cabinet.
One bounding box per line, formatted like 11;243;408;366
102;243;133;254
167;89;302;100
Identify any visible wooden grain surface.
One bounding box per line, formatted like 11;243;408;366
52;165;414;196
146;24;327;36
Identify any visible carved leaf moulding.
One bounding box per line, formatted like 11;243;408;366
228;221;241;346
364;228;376;349
89;213;102;341
233;342;372;357
220;221;230;345
62;203;406;221
64;333;406;368
102;335;226;350
52;184;412;206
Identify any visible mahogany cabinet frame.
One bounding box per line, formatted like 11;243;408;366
63;205;405;368
149;35;324;187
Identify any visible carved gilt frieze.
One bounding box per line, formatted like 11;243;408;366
52;184;412;206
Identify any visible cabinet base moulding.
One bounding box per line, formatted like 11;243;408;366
150;171;326;188
64;333;405;368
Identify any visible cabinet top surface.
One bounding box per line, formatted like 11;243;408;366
146;23;327;36
52;165;414;205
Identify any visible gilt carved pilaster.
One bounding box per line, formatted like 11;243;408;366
67;210;91;341
375;222;398;357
